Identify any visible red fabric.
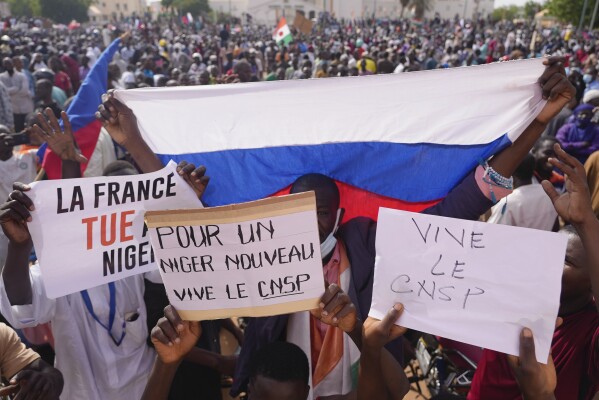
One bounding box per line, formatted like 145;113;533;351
42;120;102;179
468;303;599;400
271;180;439;223
54;71;72;94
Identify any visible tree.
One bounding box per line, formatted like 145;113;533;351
545;0;589;26
399;0;410;18
523;0;542;19
161;0;175;11
172;0;210;15
410;0;431;19
7;0;41;17
39;0;91;23
492;5;521;21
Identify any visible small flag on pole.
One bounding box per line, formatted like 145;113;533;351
273;17;293;45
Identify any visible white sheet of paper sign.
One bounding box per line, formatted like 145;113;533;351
26;161;201;298
370;208;567;363
145;192;325;321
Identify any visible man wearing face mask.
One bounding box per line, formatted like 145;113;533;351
556;104;599;164
584;67;599;94
228;57;575;400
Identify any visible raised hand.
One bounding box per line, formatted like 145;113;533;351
311;283;357;333
96;90;142;148
542;143;594;225
176;161;210;201
0;183;34;245
33;109;87;163
536;57;576;125
150;305;201;365
507;327;557;400
362;304;407;350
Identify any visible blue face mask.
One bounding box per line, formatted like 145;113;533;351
584;74;594;83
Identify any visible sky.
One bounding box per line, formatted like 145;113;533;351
495;0;542;7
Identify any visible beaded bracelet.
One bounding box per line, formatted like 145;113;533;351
481;161;514;190
480;160;514;204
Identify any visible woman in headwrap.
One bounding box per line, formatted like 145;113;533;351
556;103;599;163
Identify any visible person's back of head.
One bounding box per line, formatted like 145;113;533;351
248;341;310;400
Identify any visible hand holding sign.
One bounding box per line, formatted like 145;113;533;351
542;143;595;226
362;304;407;350
0;183;33;244
176;161;210;201
507;325;560;400
311;283;357;333
151;305;202;365
33;109;88;164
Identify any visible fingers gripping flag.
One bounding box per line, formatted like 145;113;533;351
41;38;121;179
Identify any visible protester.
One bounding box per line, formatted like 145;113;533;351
0;124;37;271
0;322;63;399
0;57;34;132
556;104;599;164
0;12;595;400
0;109;208;400
469;144;599;399
488;153;558;231
232;57;575;399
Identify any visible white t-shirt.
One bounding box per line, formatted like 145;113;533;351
0;151;37;270
488;183;558;231
0;267;160;400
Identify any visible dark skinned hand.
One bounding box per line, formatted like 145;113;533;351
96;89;142;148
151;305;202;365
536;56;576;125
176;161;210;201
542;143;595;226
33;109;87;163
0;183;33;245
310;283;357;333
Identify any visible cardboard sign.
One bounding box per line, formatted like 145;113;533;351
370;208;567;363
27;161;201;298
145;192;325;320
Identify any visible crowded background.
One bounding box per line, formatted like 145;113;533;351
0;2;597;400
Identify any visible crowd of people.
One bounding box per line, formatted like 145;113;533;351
0;11;597;400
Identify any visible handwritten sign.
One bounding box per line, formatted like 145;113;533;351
145;192;325;320
27;161;201;298
370;208;567;363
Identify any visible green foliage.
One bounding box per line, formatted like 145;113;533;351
172;0;210;15
7;0;41;17
545;0;594;27
492;5;522;21
523;0;543;19
9;0;90;22
39;0;91;23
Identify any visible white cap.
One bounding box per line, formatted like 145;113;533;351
584;89;599;104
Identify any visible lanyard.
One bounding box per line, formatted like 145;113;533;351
80;282;126;346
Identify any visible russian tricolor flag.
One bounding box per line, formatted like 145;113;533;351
115;59;546;220
41;38;122;179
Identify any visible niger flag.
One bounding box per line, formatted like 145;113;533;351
273;17;293;45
